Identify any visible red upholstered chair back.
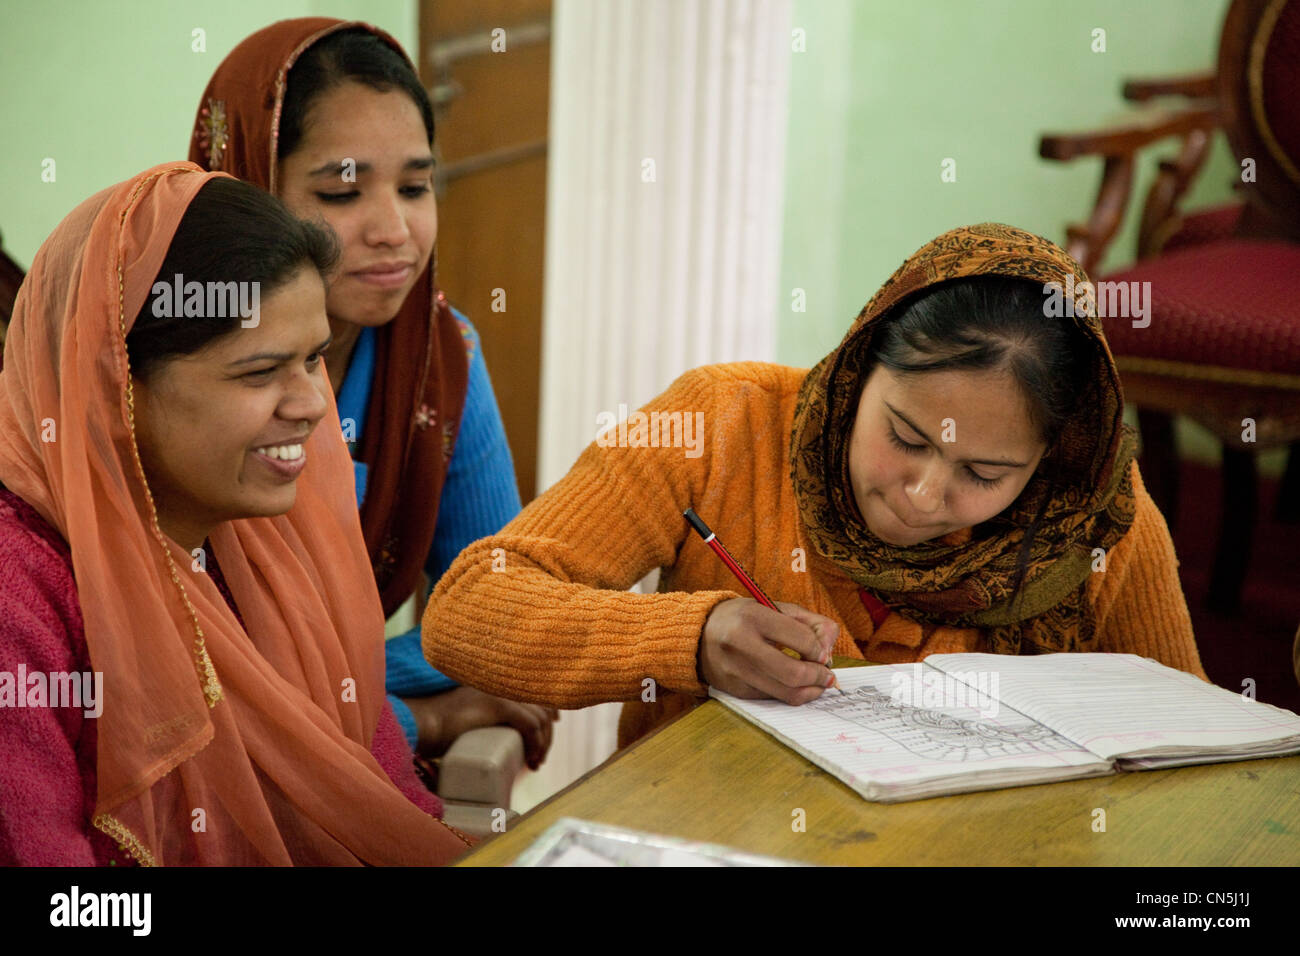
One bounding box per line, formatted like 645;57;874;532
1219;0;1300;231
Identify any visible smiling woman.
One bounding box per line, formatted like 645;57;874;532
0;164;473;865
188;20;557;770
127;177;336;551
274;29;438;340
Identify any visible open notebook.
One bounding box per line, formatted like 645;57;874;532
710;653;1300;802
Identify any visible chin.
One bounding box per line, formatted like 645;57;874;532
239;488;299;520
864;495;942;545
331;286;413;327
871;525;927;546
345;305;404;328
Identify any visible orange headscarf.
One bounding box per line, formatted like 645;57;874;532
189;18;470;617
0;162;470;865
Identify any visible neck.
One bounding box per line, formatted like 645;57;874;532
325;318;364;397
155;511;210;556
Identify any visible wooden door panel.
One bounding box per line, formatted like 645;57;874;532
421;1;551;503
436;156;547;504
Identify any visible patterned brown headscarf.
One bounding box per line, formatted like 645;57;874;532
790;223;1138;654
189;18;468;616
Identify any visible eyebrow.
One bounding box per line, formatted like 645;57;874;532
227;334;333;368
883;400;1031;468
306;156;435;177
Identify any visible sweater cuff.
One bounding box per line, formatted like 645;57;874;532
652;589;738;698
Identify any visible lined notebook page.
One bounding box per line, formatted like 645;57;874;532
926;653;1300;761
711;665;1109;801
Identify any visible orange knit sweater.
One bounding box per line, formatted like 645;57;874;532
424;363;1208;747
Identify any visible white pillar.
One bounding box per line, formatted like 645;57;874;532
516;0;792;811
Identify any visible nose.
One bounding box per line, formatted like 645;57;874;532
364;193;411;248
904;458;947;515
279;367;329;431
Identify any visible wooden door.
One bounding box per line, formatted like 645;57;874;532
419;0;551;504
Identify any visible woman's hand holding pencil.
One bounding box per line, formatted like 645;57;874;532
684;508;843;703
698;597;842;704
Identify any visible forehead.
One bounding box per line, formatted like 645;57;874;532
868;365;1043;448
197;269;329;358
296;82;428;154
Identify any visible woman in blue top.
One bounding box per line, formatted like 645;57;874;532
190;18;556;770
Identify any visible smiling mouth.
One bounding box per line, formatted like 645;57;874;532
250;441;308;481
251;443;304;461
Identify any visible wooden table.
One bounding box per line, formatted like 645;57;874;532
457;699;1300;866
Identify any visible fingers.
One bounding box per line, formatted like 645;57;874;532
743;640;836;704
774;601;840;661
527;703;555;768
539;707;555;763
504;701;557;770
733;659;835;706
703;599;839;704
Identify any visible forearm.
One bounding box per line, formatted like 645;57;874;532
1092;464;1208;680
1096;576;1207;680
387;626;458;696
423;365;735;707
425;535;733;707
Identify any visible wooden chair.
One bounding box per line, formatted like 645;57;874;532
1039;0;1300;615
436;728;524;837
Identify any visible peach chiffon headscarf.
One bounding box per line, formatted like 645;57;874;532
0;162;470;864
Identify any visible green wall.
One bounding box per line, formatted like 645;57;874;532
1;0;1258;472
4;0;1240;352
778;0;1238;367
0;0;416;269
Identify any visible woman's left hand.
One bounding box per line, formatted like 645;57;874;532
400;687;559;770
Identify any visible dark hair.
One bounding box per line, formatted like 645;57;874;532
866;275;1095;597
278;28;435;160
869;276;1092;447
127;177;338;380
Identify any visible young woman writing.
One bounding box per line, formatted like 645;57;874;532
423;223;1208;747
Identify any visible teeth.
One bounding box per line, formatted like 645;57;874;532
254;444;304;461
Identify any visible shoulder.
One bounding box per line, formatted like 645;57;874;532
1109;459;1169;561
1082;460;1205;677
658;362;807;409
447;306;480;359
1085;459;1174;598
0;489;76;597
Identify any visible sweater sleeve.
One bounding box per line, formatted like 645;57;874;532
0;523;98;865
422;367;740;708
1089;461;1209;680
